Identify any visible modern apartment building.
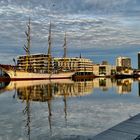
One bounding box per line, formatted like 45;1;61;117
138;52;140;69
54;57;93;72
17;54;94;74
92;63;115;76
116;56;131;68
17;53;53;73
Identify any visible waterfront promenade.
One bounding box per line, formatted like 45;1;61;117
92;113;140;140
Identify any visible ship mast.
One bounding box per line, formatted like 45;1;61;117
63;32;67;58
23;88;31;140
63;32;67;70
47;84;52;134
63;84;67;122
48;22;52;56
47;22;52;73
24;18;31;71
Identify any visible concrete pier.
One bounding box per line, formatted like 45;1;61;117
93;113;140;140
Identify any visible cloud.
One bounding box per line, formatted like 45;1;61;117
0;0;140;65
51;0;140;13
0;0;140;14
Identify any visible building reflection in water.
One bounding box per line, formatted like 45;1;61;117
138;81;140;97
1;78;134;97
18;83;55;137
116;79;133;94
2;79;96;138
0;78;135;138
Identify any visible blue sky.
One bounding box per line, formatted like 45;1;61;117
0;0;140;67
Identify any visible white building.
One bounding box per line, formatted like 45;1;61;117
93;64;115;76
17;53;53;73
54;57;93;72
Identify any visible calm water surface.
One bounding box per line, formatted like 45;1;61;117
0;78;140;140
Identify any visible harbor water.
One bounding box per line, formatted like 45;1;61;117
0;78;140;140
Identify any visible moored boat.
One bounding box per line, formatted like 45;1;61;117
0;64;74;80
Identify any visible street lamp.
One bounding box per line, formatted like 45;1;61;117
13;58;16;76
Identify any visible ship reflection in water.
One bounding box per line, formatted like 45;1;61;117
0;78;139;140
3;78;134;96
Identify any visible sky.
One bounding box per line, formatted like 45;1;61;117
0;0;140;67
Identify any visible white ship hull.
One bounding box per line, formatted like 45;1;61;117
0;65;75;80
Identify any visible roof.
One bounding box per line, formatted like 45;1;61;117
17;53;48;57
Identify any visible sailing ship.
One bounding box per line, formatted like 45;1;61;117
0;19;75;80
